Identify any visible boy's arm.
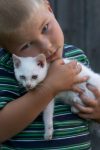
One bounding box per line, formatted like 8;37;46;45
64;45;100;122
0;82;54;142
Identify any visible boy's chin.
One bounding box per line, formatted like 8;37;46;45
47;51;62;62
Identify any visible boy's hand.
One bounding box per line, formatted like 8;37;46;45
43;59;88;95
75;84;100;123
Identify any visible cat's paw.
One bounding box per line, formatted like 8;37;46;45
71;106;79;114
44;125;53;140
73;96;82;104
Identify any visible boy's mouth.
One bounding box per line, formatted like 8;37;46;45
46;49;59;62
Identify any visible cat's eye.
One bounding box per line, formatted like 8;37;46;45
32;75;38;80
20;75;26;80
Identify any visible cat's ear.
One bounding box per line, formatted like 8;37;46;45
36;54;46;68
12;54;21;68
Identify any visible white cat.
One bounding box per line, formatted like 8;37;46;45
12;54;54;140
12;54;100;140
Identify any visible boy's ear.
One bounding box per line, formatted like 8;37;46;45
44;0;53;13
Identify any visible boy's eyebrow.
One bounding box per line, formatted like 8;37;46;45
39;19;46;30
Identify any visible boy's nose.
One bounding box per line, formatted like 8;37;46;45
39;37;53;52
46;49;54;56
42;43;54;56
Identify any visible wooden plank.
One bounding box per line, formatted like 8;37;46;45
49;0;100;72
85;0;100;72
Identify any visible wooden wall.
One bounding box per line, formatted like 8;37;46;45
49;0;100;72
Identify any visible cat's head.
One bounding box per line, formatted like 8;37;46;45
12;54;48;90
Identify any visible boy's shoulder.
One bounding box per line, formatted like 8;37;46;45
63;44;89;66
63;44;85;58
0;48;13;69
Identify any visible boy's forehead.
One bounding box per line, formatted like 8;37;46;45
19;2;49;29
18;5;50;37
5;4;51;50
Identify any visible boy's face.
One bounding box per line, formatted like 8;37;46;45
6;3;64;62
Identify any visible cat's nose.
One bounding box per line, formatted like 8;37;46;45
26;84;31;89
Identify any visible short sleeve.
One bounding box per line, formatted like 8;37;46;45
0;48;27;109
63;44;89;67
0;66;22;109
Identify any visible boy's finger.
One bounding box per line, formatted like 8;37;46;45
87;83;100;98
64;60;77;68
74;76;89;84
72;85;84;94
74;103;93;114
74;64;82;74
80;94;97;107
78;113;93;120
52;59;64;65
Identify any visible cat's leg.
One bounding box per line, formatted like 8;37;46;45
71;93;83;113
63;91;83;113
43;99;54;140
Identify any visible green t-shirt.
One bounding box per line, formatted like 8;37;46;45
0;44;91;150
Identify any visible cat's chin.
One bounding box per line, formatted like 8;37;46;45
26;86;34;91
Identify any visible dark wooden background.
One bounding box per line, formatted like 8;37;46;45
49;0;100;72
49;1;100;149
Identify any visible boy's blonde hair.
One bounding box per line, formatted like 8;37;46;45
0;0;45;46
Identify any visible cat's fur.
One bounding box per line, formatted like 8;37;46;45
12;54;100;140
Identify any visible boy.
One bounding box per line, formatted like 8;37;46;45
0;0;100;149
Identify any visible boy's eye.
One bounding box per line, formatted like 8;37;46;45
21;43;32;51
42;24;48;34
20;75;26;80
32;75;38;80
